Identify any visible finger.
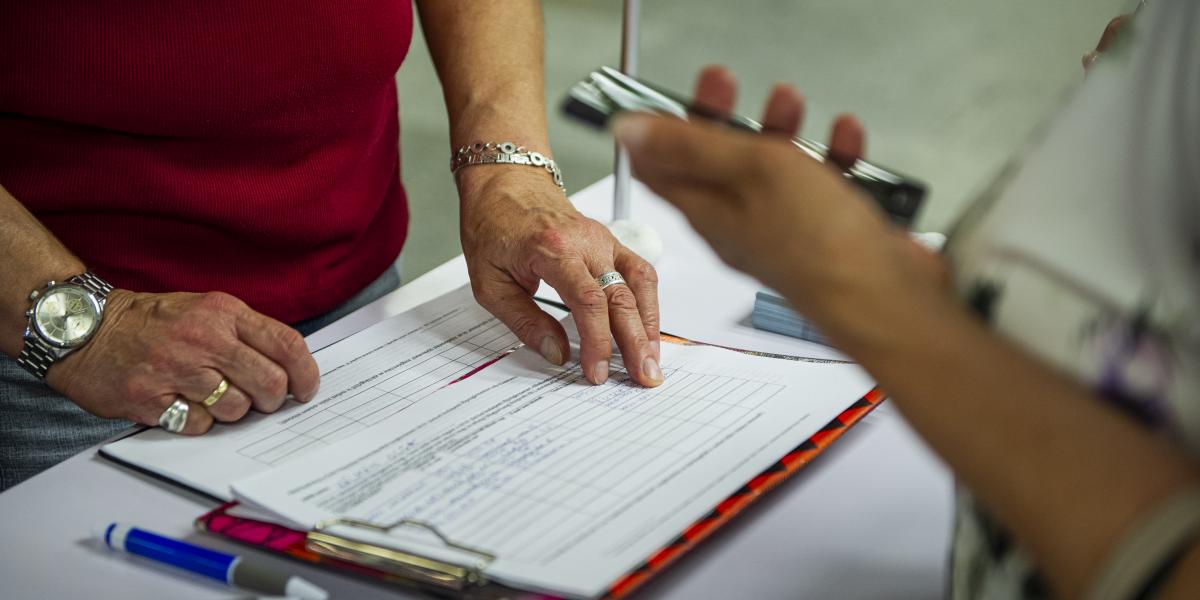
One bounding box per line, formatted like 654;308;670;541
616;114;770;193
144;396;214;436
214;342;295;413
761;83;805;138
177;369;253;422
537;258;613;385
206;383;254;421
598;262;663;388
472;274;570;366
178;399;215;435
1095;15;1128;53
828;113;866;170
234;309;320;403
614;247;661;362
615;115;758;232
692;65;737;119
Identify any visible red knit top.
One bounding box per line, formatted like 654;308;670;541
0;2;414;323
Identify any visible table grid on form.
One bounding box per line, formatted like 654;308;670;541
353;365;786;564
235;316;518;465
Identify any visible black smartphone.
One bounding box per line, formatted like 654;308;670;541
562;66;927;227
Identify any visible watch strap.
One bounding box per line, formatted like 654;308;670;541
68;271;113;300
16;270;113;380
16;337;57;380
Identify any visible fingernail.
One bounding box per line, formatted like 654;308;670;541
652;339;661;360
591;360;610;385
539;336;564;365
612;115;648;148
642;356;663;385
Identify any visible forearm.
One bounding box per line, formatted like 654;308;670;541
0;183;86;357
837;292;1199;597
415;0;549;153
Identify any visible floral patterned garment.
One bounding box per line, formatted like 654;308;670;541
943;2;1200;598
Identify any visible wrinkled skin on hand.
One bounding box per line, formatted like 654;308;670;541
48;289;320;435
457;166;663;387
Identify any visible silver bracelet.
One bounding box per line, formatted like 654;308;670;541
450;141;565;192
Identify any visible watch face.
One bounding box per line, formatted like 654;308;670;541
33;285;101;348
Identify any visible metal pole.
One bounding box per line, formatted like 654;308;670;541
612;0;640;222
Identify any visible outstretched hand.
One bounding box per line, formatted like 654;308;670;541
615;66;947;349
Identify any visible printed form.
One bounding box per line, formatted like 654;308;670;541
101;286;539;499
233;331;875;597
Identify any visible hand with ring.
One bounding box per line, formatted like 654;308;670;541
458;166;663;388
155;376;230;433
47;290;321;435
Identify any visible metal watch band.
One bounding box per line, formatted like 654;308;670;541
68;271;113;299
450;141;566;192
16;337;57;380
16;270;113;380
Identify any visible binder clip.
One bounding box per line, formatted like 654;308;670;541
306;517;496;592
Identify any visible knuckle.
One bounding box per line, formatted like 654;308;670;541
631;261;658;286
172;317;214;348
199;291;244;314
506;313;542;341
470;279;498;308
256;367;289;399
213;396;251;421
574;287;607;312
257;394;287;413
642;309;662;330
273;325;306;357
532;228;570;255
606;286;639;311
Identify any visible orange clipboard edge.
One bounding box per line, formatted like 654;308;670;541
604;386;887;599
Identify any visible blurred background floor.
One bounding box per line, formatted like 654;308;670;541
396;0;1130;281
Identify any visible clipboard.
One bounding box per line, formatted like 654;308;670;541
196;382;887;598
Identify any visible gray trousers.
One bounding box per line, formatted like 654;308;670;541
0;265;400;491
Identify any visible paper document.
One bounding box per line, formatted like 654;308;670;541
101;286;534;500
234;333;874;597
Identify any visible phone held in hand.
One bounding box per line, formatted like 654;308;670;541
562;66;928;228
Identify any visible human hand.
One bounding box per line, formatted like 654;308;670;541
615;66;949;349
457;166;662;387
1083;13;1133;70
46;290;320;434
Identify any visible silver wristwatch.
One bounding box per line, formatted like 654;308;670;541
17;271;113;380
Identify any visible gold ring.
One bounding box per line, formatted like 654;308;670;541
202;378;230;408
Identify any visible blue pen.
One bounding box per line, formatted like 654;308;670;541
96;523;328;600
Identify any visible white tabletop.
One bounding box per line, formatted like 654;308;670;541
0;176;953;599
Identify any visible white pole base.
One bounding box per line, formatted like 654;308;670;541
608;219;664;264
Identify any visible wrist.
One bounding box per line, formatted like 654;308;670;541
446;94;550;152
778;231;962;361
458;166;576;220
4;260;87;357
43;288;130;396
452;141;565;197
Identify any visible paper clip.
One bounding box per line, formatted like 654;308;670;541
306;517;495;592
